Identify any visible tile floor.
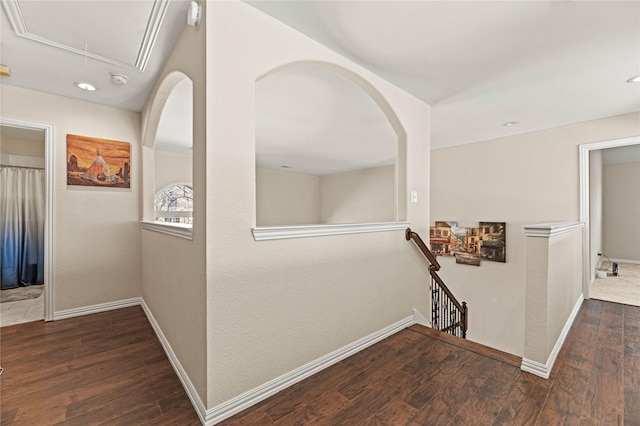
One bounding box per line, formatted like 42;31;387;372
0;289;45;327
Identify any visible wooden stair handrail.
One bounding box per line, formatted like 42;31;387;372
405;228;441;271
406;227;468;338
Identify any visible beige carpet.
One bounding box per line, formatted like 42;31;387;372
590;262;640;307
0;285;44;303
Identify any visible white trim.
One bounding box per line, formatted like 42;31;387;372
141;221;193;239
0;117;55;322
610;258;640;265
51;298;207;423
154;211;193;218
140;299;207;425
54;297;142;320
520;358;549;378
413;308;431;327
580;136;640;300
135;0;170;71
252;221;411;241
206;314;415;425
523;222;584;238
521;295;583;379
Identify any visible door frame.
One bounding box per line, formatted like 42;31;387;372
1;117;54;321
579;135;640;300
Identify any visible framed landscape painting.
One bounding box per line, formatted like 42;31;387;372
67;134;131;188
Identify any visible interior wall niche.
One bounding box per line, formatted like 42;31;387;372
142;71;194;229
255;62;404;227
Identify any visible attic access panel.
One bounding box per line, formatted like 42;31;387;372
2;0;169;71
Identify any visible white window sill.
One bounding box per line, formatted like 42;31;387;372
252;221;410;241
141;221;193;240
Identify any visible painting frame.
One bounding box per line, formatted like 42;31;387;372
67;134;131;188
480;221;506;263
431;220;507;266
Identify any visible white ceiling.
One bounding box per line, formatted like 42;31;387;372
1;0;639;168
0;0;189;112
247;0;640;150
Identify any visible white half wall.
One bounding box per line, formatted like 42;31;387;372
205;1;431;410
431;111;640;356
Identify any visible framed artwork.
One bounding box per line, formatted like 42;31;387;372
480;222;506;262
431;220;506;266
430;221;456;256
454;226;481;266
67;134;131;188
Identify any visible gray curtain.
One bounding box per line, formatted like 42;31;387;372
0;166;45;289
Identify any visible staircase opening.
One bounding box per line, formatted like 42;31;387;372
406;228;468;338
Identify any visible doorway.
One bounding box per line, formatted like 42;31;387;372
580;136;640;301
0;118;54;324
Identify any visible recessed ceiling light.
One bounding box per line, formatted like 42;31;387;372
626;75;640;83
503;121;520;127
74;81;97;91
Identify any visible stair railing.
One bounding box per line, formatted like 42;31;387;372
406;228;468;338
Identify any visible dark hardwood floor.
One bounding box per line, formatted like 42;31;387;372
1;299;638;425
220;299;640;425
0;306;201;425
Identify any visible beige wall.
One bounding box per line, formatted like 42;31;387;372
0;134;45;158
0;132;45;167
256;168;320;225
320;165;395;223
154;150;193;192
0;85;142;312
256;165;395;226
140;13;207;403
431;112;640;356
206;1;430;408
603;161;640;261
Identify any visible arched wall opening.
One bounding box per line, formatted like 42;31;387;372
141;71;194;237
254;61;407;232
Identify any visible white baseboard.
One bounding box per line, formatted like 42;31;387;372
54;298;206;424
413;308;430;327
53;297;142;320
521;294;583;379
52;301;422;426
205;314;415;425
139;299;208;425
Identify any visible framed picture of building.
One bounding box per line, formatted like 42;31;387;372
67;134;131;188
480;221;506;262
452;226;481;266
430;221;456;256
